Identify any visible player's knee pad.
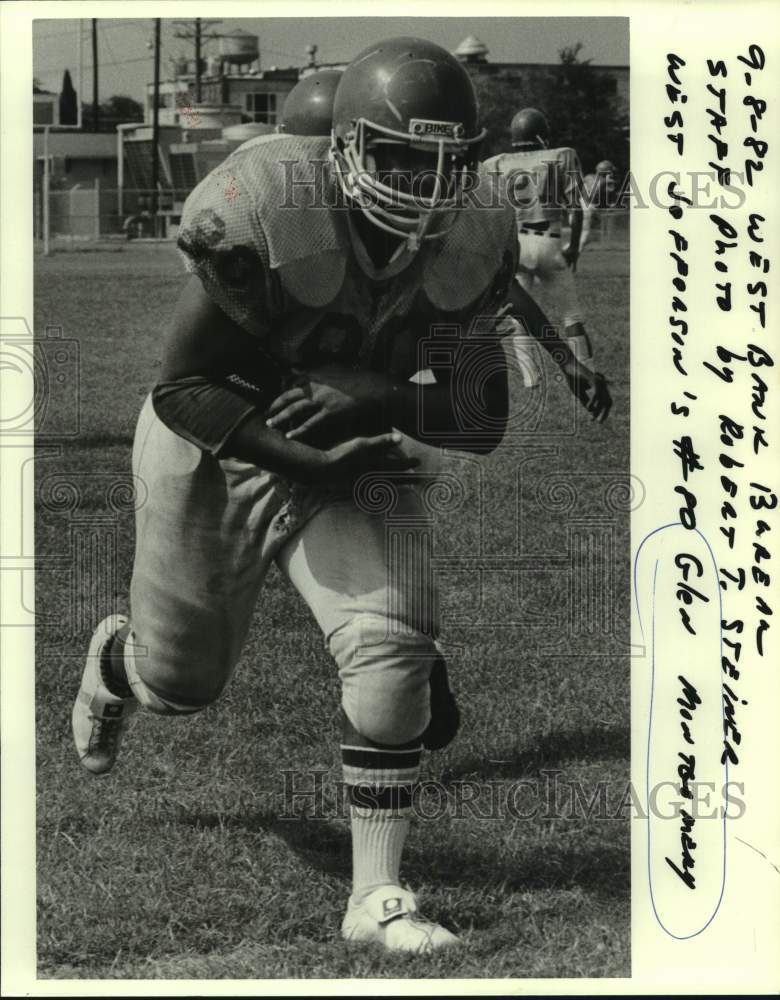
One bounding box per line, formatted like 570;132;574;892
329;614;435;745
123;630;227;716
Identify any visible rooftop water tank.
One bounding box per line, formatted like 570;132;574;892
218;30;259;66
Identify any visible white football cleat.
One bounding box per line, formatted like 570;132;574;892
72;614;137;775
341;885;458;953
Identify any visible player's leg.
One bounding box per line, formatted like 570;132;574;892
535;235;594;366
501;235;546;388
72;396;275;773
603;206;616;244
580;203;595;251
277;487;458;952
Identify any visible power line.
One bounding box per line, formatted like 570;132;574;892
100;23;118;62
173;18;222;102
172;18;222;40
34;53;165;73
35;45;302;76
34;19;149;41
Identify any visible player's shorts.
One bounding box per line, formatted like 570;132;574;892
129;395;440;719
515;230;584;329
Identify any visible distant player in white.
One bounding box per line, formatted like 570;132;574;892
70;41;612;956
580;158;619;250
484;107;595;385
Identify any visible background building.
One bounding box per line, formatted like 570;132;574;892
33;83;60;126
35;29;628;243
144;29;299;128
454;34;628;107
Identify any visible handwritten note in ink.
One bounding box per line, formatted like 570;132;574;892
633;14;778;988
635;524;726;938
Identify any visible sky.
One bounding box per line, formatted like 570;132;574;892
33;16;628;104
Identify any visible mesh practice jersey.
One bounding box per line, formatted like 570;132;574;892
176;134;517;383
483;146;583;231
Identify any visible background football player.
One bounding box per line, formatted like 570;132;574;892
580;158;619;250
484;107;596;385
276;68;342;137
71;38;611;955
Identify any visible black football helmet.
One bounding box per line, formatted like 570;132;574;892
330;36;486;248
510;107;550;149
278;70;342;136
595;159;617;176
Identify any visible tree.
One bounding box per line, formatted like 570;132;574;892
473;43;629;174
101;95;144;122
543;44;629;175
81;94;144;132
59;70;78;126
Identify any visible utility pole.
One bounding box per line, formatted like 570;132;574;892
173;19;222;104
91;18;98;132
194;18;202;103
151;18;161;227
78;20;85;129
42;126;50;255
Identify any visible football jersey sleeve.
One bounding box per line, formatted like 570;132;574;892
176;159;281;339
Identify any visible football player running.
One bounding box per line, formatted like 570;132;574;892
71;38;611;954
484;107;600;388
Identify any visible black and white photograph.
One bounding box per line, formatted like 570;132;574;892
4;3;777;994
29;10;632;983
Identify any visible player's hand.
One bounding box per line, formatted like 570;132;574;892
265;365;388;441
561;357;612;423
561;243;579;271
309;432;419;488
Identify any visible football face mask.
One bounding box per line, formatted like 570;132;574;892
334;126;479;247
330;36;486;250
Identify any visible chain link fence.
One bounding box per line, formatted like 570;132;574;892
33;184;629;253
34;186;192;252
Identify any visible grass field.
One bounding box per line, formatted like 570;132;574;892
34;237;630;981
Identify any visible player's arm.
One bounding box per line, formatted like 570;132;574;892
505;280;612;422
564;203;584;268
387;335;508;455
562;150;585;267
268;327;509;456
579;177;596;251
267;359;507;456
153;277;414;485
